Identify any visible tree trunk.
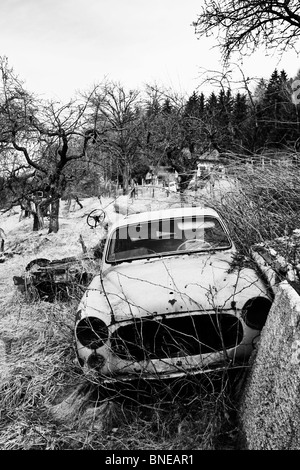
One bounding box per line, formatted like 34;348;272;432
122;165;129;195
48;198;60;233
32;203;44;231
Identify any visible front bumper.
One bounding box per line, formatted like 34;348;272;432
75;309;256;383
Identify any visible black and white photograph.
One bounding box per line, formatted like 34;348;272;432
0;0;300;454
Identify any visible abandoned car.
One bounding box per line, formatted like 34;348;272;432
14;257;94;302
75;206;272;383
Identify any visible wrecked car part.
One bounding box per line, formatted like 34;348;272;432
241;296;272;330
109;313;243;361
86;209;106;229
25;258;51;271
14;256;94;302
76;317;109;349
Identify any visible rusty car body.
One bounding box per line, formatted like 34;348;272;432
74;206;272;384
14;256;93;302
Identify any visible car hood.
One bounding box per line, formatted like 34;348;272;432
83;251;267;322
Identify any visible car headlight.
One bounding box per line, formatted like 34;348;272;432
76;316;108;349
242;296;272;330
87;352;106;371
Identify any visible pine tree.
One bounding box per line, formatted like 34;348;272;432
205;92;218;116
258;69;293;147
232;92;250;150
162;98;173;115
183;91;205;154
184;91;201;117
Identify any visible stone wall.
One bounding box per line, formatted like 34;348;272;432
239;280;300;449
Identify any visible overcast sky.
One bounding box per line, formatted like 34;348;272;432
0;0;299;101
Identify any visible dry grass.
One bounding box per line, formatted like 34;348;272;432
0;192;253;450
188;158;300;259
0;298;81;449
0;294;243;449
0;292;243;450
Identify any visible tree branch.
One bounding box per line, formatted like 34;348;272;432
194;0;300;59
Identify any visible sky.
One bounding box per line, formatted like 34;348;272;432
0;0;299;102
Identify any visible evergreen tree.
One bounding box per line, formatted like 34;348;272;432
183;91;206;154
205;92;218;116
184;91;205;118
253;78;267;103
232;92;248;124
217;89;233;126
232;92;250;151
161;98;173;115
257;69;295;148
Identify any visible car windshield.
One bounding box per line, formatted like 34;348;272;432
106;215;231;263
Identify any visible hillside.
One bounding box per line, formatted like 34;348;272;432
0;193;240;450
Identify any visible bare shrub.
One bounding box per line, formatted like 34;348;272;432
198;158;300;256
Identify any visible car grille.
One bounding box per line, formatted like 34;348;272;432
110;313;243;361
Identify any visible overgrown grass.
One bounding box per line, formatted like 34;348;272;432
0;291;244;450
0;195;247;450
3;161;298;451
0;295;81;449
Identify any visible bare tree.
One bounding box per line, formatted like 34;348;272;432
0;57;99;233
142;85;187;165
89;81;142;194
193;0;300;60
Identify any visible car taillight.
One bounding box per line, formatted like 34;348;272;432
242;297;272;330
76;316;108;349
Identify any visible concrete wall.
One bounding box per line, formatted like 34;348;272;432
240;280;300;449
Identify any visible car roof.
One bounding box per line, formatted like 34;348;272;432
110;206;223;231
